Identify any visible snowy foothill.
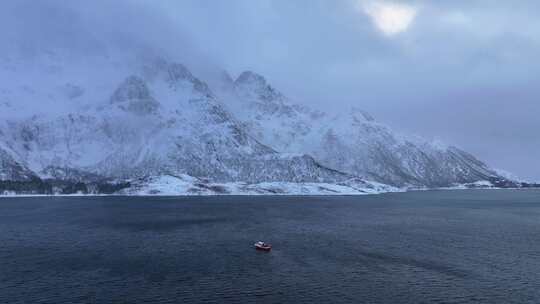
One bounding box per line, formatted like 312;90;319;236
120;175;401;196
0;174;401;197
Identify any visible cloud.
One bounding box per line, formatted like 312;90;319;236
360;1;418;36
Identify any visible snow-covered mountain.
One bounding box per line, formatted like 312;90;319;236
0;52;394;194
220;71;512;188
0;47;522;195
0;1;528;196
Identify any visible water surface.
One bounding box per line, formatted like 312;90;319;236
1;190;539;303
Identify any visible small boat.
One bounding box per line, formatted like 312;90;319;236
254;241;272;251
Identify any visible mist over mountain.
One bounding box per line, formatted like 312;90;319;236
218;70;512;188
0;1;535;195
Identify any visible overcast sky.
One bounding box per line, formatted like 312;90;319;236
3;0;539;180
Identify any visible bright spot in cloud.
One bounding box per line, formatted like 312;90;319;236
361;1;418;36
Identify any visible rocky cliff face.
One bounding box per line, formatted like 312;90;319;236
0;146;37;181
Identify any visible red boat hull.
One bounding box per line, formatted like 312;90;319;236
255;245;272;251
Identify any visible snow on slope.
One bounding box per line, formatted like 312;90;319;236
121;174;399;196
0;51;362;192
0;146;37;181
0;49;518;194
223;71;508;188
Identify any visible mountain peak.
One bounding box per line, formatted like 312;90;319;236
166;63;213;97
166;63;194;83
235;71;267;87
234;70;286;106
350;107;375;122
110;75;159;115
111;76;152;103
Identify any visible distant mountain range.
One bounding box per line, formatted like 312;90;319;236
0;51;531;195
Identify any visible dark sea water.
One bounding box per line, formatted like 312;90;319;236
1;190;540;304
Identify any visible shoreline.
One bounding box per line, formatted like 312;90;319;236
1;187;537;199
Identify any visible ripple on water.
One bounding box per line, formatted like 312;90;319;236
1;190;540;303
